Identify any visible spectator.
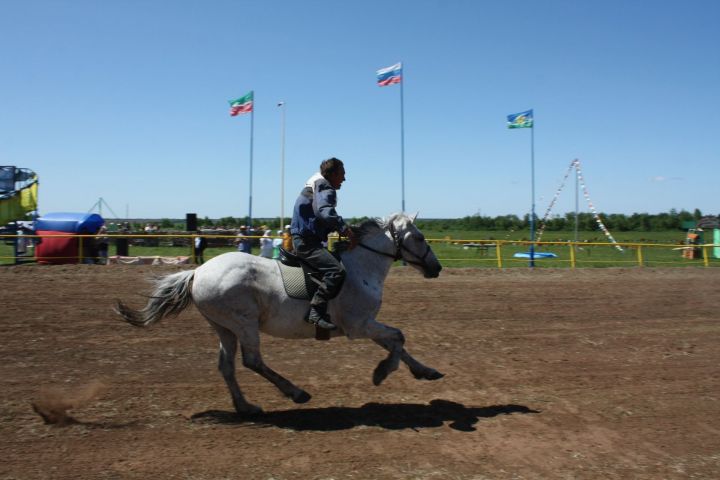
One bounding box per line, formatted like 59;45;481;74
272;230;284;259
193;232;207;264
96;226;109;264
236;226;251;254
282;224;293;252
259;229;273;258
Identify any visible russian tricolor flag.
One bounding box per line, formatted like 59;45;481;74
376;62;402;87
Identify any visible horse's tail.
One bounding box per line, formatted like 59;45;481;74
115;270;195;327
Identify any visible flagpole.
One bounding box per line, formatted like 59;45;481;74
400;63;406;213
248;92;254;227
278;101;286;229
529;119;536;268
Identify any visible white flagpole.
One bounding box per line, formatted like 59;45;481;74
400;62;405;213
278;101;286;229
400;62;405;212
529;119;535;267
248;92;254;227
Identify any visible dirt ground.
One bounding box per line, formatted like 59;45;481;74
1;265;719;479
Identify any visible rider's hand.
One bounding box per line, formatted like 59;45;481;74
344;227;358;250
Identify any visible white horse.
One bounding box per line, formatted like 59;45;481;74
116;213;444;415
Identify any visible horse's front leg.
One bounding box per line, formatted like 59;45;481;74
364;320;406;386
372;338;444;381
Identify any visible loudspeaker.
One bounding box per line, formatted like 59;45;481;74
186;213;197;232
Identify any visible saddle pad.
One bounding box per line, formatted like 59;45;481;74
277;261;312;300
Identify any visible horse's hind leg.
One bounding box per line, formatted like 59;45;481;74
373;339;444;381
211;323;263;415
239;331;311;404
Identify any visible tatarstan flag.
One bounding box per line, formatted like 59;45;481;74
229;91;253;116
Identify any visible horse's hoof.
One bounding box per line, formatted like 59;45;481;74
372;367;388;386
425;370;445;381
412;368;444;381
235;404;263;416
292;390;312;404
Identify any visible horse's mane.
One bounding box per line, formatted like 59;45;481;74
349;217;385;242
348;213;408;242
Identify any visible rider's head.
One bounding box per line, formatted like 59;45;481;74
320;157;346;189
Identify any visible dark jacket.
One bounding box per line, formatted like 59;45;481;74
290;175;347;243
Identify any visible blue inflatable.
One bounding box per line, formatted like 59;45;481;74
513;252;558;259
35;212;105;234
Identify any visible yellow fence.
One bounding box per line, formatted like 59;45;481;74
1;234;718;268
430;239;719;268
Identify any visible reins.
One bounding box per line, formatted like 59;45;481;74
356;222;432;269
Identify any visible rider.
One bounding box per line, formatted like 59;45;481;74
290;157;356;330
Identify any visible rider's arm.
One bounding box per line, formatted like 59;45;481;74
314;182;347;233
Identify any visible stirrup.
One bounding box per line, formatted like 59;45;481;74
306;310;337;330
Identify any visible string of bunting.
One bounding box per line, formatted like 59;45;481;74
536;160;576;242
537;159;624;252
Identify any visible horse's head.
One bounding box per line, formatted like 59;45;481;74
388;213;442;278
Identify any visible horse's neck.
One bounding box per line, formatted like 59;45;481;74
341;230;394;283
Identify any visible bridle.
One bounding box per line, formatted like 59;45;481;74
357;222;433;269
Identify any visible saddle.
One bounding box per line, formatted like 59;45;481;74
276;248;321;300
276;248;345;341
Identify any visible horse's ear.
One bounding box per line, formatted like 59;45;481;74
410;212;419;223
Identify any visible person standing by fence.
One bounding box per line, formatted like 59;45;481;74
236;226;251;254
282;224;293;253
259;229;273;258
193;232;207;264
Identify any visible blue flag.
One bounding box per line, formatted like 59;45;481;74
507;109;533;129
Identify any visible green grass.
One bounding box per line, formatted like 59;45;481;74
421;229;688;244
2;230;717;268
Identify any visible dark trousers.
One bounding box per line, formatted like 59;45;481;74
292;236;346;311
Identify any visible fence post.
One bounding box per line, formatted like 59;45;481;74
703;245;709;267
78;235;83;264
569;243;576;269
636;245;643;267
496;243;503;269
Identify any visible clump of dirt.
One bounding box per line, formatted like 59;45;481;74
31;380;106;426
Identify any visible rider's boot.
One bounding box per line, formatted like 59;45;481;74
306;304;336;330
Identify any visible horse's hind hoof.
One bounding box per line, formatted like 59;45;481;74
373;365;389;386
412;367;445;381
292;390;312;404
235;403;263;417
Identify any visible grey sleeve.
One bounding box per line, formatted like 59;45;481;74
314;183;347;232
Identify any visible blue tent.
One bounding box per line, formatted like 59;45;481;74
35;212;105;234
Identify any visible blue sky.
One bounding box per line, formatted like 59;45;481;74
1;0;718;221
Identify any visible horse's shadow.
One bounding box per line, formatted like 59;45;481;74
191;399;539;432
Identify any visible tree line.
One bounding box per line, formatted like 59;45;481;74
175;208;710;232
414;209;708;232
